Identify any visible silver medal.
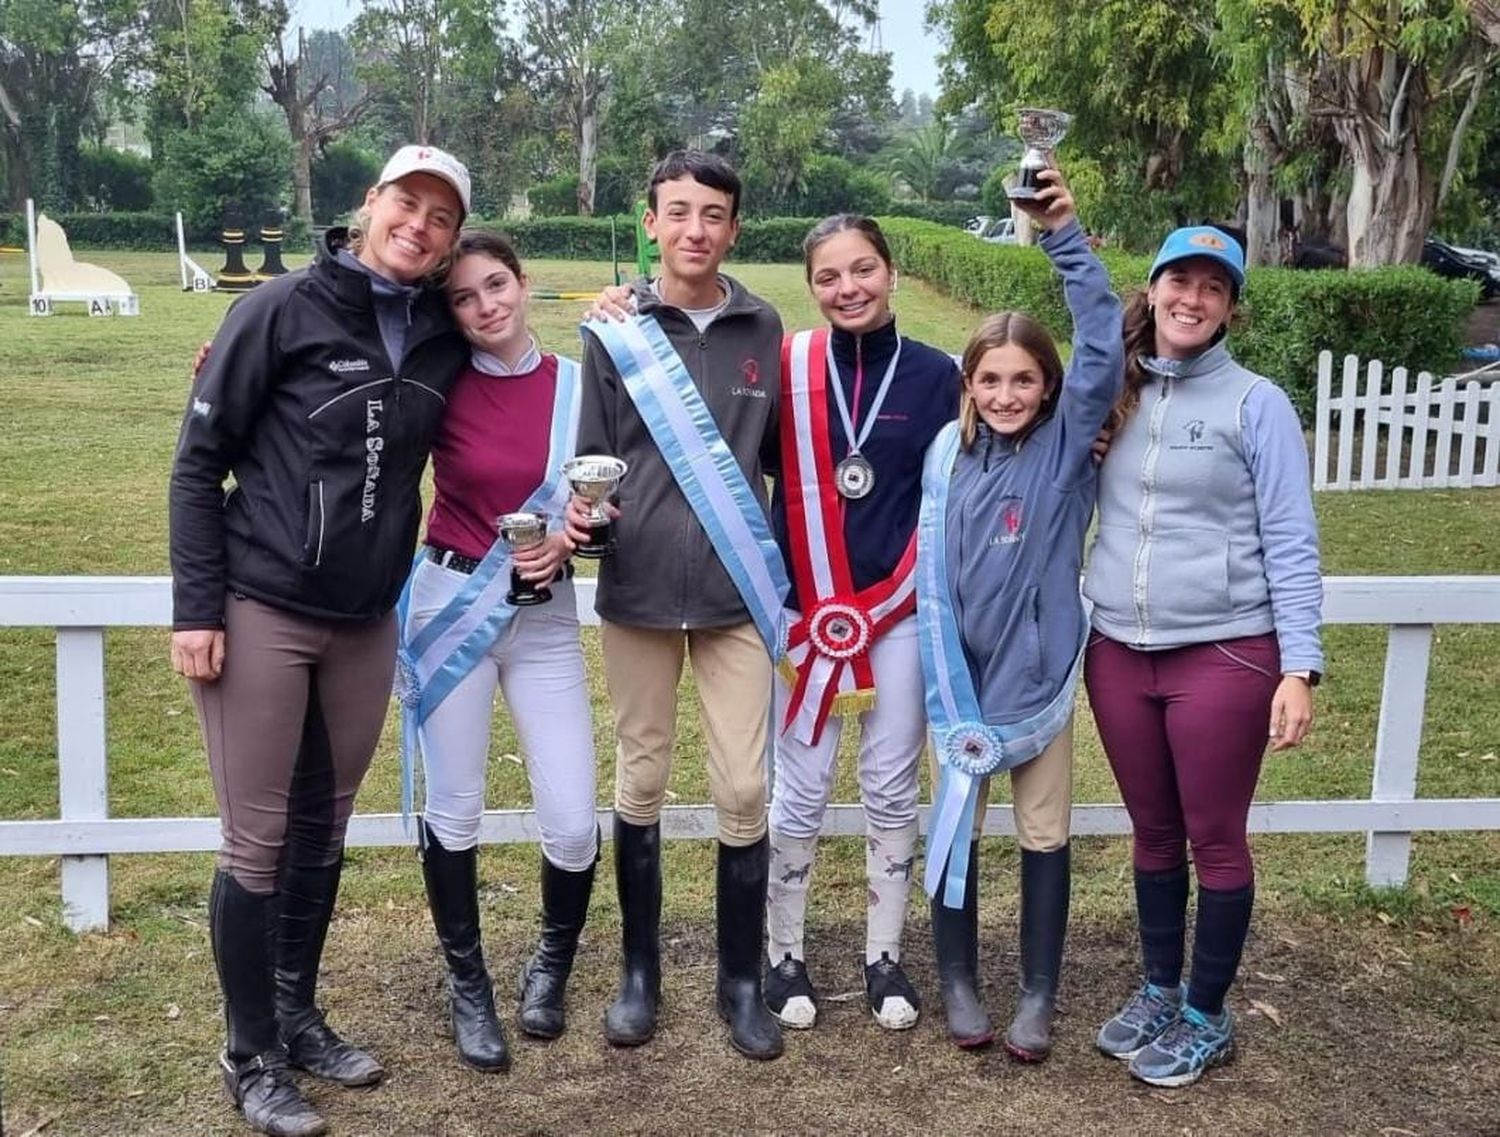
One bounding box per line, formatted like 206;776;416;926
825;335;900;504
835;453;875;500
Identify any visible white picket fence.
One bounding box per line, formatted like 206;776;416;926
1314;350;1500;490
3;575;1500;932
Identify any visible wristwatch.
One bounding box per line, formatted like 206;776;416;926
1284;670;1321;688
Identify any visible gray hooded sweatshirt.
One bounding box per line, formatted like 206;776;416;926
944;220;1124;725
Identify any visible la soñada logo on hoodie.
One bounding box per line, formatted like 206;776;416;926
991;497;1023;546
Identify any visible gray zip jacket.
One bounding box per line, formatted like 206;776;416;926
945;219;1124;724
577;275;782;629
1082;340;1325;673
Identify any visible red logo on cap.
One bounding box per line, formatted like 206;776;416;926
742;359;760;385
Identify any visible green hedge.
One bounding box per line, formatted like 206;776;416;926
0;211;310;251
0;209;809;262
878;219;1478;421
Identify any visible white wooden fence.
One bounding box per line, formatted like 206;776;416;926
3;575;1499;932
1314;350;1500;490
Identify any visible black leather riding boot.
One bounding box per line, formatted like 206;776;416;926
420;824;511;1072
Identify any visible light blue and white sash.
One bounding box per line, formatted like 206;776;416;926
917;421;1084;908
588;314;789;656
393;355;583;824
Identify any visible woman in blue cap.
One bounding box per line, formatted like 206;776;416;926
1083;227;1324;1087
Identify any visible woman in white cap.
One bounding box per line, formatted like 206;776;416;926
170;145;472;1137
1084;226;1322;1088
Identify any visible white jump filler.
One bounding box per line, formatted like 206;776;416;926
177;212;214;293
26;198;140;317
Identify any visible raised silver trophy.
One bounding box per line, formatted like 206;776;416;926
1007;107;1072;201
561;455;628;559
498;511;552;606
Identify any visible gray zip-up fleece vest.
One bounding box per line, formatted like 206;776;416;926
1083;340;1324;672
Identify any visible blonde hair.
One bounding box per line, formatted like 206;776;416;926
958;311;1064;449
344;185;458;286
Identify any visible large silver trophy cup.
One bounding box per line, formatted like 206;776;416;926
1007;107;1072;202
562;455;628;559
499;511;552;606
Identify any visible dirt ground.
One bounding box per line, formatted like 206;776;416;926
15;907;1496;1137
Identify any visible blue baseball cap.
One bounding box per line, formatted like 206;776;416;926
1149;226;1246;293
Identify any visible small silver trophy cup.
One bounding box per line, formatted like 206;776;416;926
498;511;552;606
1007;107;1072;201
561;455;628;559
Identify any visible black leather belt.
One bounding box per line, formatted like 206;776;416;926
425;544;574;580
426;545;484;573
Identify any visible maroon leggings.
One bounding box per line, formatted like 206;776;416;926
1084;632;1280;891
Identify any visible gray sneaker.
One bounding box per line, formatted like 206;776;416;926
1096;981;1182;1060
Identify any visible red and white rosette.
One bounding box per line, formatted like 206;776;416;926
806;599;875;662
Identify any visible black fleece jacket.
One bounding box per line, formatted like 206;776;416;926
169;230;469;628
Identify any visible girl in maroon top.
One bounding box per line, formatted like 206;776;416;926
404;231;596;1071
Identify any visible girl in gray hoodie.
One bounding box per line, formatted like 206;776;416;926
917;169;1123;1061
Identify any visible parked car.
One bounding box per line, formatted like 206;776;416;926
1422;237;1500;300
980;217;1016;244
963;215;1016;244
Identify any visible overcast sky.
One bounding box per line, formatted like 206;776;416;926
290;0;944;99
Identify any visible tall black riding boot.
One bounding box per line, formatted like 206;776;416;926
211;870;327;1137
931;841;994;1049
273;858;385;1086
604;817;662;1046
518;847;597;1040
420;823;511;1071
1004;844;1071;1063
716;835;784;1061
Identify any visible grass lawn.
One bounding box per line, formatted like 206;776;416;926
1;248;1498;1135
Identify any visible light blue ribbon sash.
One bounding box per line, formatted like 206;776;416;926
917;421;1084;907
394;356;583;824
588;314;789;656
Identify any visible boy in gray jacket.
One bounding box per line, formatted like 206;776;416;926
572;151;785;1061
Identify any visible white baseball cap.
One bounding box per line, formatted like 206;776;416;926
378;145;471;215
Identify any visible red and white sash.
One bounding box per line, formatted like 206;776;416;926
779;327;917;746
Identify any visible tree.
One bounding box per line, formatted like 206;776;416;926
1291;0;1498;265
740;56;841;206
303;28;362;121
928;0;1240;248
258;5;372;227
884;120;968;201
153;103;293;232
716;0;893;208
138;0;267;162
520;0;646;216
0;0;139;209
310;139;379;222
351;0;452;145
